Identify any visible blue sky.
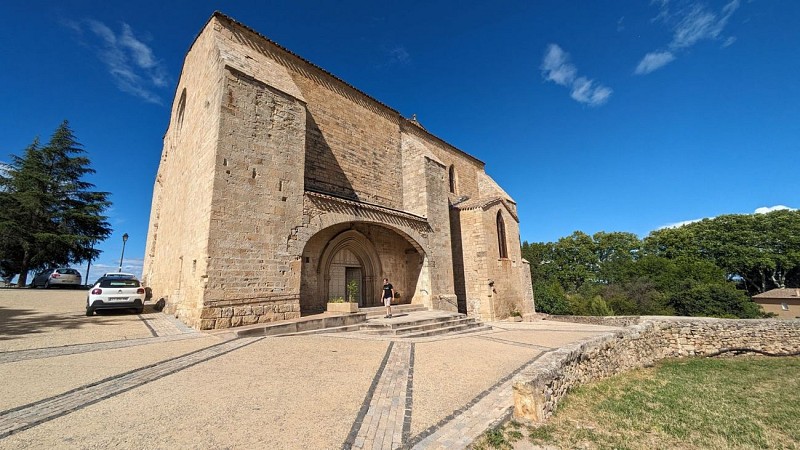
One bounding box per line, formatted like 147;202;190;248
2;0;798;279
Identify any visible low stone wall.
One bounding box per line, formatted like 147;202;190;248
544;315;642;327
512;317;800;423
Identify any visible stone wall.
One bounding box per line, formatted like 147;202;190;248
543;315;643;327
142;26;222;327
513;317;800;423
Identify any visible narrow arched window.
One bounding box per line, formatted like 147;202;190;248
448;165;457;193
497;211;508;259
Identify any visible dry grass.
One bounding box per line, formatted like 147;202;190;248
519;357;800;450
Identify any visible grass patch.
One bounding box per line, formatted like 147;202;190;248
525;357;800;449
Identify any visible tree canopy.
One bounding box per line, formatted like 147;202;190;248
523;210;800;318
0;121;112;286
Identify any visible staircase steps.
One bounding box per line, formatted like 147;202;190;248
360;304;427;318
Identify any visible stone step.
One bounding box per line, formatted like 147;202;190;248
359;313;465;331
361;304;427;318
233;313;367;337
274;324;363;337
360;316;476;336
400;322;490;339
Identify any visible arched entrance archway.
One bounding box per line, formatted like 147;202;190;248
318;229;381;307
299;222;427;314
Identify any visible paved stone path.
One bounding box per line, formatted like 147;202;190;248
407;350;553;449
345;342;415;449
339;331;558;450
0;336;261;439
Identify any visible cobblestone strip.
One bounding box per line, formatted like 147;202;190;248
406;350;554;450
0;336;261;439
476;335;554;351
139;308;192;336
0;332;205;365
344;342;414;450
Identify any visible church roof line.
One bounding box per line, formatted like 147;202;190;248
188;11;485;167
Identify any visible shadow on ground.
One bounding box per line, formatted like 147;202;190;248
0;306;125;341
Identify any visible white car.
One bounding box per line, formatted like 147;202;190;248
86;275;145;316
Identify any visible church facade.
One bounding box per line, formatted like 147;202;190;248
143;12;534;330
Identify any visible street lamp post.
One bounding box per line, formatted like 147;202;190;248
85;239;95;287
118;233;129;273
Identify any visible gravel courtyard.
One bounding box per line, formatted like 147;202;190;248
0;289;619;449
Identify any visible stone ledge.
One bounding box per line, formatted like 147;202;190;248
512;317;800;424
233;312;367;337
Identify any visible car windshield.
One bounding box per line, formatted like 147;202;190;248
57;269;79;275
99;279;140;288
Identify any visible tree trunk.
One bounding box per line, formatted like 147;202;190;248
17;249;31;287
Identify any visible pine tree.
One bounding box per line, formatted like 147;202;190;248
0;121;112;286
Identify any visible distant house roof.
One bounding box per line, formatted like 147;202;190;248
753;288;800;300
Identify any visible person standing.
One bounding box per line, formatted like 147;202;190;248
382;277;394;318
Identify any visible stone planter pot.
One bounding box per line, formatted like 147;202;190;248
327;302;359;313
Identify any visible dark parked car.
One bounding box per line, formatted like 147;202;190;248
31;268;82;288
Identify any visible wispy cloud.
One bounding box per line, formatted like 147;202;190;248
541;44;613;107
389;46;411;65
754;205;795;214
635;50;677;75
636;0;741;75
657;204;796;230
64;18;168;104
658;218;701;230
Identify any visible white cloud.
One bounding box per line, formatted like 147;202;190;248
542;44;577;86
635;0;740;75
635;51;676;74
65;19;168;104
570;77;613;107
658;218;704;230
389;46;411;65
541;44;613;107
754;205;795;214
657;204;796;230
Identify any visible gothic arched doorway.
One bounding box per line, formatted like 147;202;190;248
299;223;426;314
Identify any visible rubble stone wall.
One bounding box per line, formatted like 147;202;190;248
513;317;800;423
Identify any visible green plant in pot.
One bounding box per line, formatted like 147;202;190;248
346;280;359;303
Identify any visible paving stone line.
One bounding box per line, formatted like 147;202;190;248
0;332;205;364
344;342;413;450
406;350;555;450
0;336;262;439
476;335;554;351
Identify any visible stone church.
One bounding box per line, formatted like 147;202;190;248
143;12;535;330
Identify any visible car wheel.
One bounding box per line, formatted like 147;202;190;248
44;281;50;289
135;307;144;314
86;308;93;316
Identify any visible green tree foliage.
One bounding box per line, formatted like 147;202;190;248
645;210;800;295
0;121;112;286
523;211;800;318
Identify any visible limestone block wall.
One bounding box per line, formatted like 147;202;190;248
142;27;223;326
199;67;307;330
513;317;800;423
213;16;404;210
485;205;526;319
459;208;490;318
422;156;458;312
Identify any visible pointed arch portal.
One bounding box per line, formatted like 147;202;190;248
299;223;426;314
